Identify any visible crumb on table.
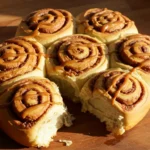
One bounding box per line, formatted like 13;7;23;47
58;139;73;146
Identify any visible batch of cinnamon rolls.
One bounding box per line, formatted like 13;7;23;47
0;7;150;148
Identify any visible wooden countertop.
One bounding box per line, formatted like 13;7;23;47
0;0;150;149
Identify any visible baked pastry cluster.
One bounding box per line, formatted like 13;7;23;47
0;8;75;148
0;7;149;147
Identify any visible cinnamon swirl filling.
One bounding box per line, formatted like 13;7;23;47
3;78;60;128
48;35;107;76
25;9;72;34
81;8;133;33
93;70;145;111
117;34;150;67
0;37;44;83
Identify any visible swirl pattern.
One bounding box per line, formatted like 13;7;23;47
116;34;150;67
25;9;72;34
80;8;132;33
0;37;44;84
6;78;60;127
93;70;145;111
0;77;71;147
47;34;107;76
80;69;150;134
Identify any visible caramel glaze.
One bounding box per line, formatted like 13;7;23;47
0;79;62;128
82;8;132;33
106;54;149;107
21;8;72;37
1;52;53;59
0;37;45;83
48;35;108;76
116;34;150;68
91;68;145;111
99;35;150;107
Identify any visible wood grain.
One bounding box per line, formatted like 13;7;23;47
0;0;150;149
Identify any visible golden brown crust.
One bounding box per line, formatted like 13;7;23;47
0;77;65;147
0;36;46;92
16;8;74;47
94;70;150;130
80;69;150;134
46;34;108;76
46;34;108;101
93;70;146;111
76;8;138;43
109;34;150;86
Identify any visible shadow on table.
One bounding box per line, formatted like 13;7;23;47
0;98;110;149
60;99;109;137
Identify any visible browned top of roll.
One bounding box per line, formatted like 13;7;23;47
78;8;133;33
0;37;44;83
24;8;73;34
91;70;145;111
115;34;150;73
116;34;150;66
48;34;107;76
2;78;59;129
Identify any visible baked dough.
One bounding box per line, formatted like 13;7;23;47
76;8;138;44
0;77;73;147
0;36;46;93
80;69;150;135
16;8;74;47
109;34;150;86
46;34;109;102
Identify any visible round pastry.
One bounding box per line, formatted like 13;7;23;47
0;77;73;147
76;8;138;44
80;69;150;135
46;34;108;102
16;8;74;47
109;34;150;86
0;36;46;93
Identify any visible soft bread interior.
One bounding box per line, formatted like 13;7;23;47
34;106;74;147
33;79;73;147
33;105;66;147
0;78;74;148
0;104;73;148
80;69;150;135
86;95;125;135
80;75;125;135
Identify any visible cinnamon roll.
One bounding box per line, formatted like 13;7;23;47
16;8;74;47
0;36;46;92
46;34;108;102
80;69;150;135
76;8;138;44
0;77;73;147
109;34;150;86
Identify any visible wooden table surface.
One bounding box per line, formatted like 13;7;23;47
0;0;150;149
